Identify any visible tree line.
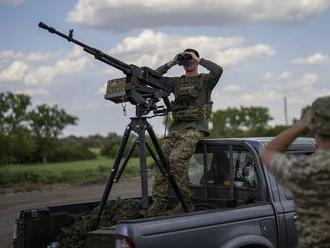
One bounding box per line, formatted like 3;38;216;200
0;92;94;165
0;92;145;165
1;92;305;166
210;106;289;138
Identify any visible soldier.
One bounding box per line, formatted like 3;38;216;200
146;49;223;215
260;96;330;248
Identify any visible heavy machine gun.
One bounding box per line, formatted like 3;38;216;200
38;22;173;116
38;22;188;228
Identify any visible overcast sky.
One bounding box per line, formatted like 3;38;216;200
1;0;330;136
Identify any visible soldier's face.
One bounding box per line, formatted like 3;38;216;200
183;59;198;72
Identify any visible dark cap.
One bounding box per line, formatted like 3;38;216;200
307;96;330;136
184;48;199;58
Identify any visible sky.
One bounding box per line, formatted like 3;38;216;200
0;0;330;137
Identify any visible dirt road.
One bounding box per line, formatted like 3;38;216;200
0;178;142;248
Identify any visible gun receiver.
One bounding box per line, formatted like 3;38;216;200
38;22;173;114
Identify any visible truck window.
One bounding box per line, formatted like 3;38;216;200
188;147;260;190
232;150;259;188
188;152;213;185
187;145;265;207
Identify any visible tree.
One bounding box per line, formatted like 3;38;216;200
0;92;31;134
101;132;122;158
0;127;37;164
210;106;273;138
29;104;78;163
240;106;273;130
0;92;36;165
100;132;142;158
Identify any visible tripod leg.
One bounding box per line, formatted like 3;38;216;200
96;126;132;228
115;140;138;182
146;123;188;212
137;120;149;209
146;142;165;176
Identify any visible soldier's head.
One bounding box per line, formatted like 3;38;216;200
182;48;200;73
306;96;330;143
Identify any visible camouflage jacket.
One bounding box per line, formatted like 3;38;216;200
270;150;330;248
156;58;223;134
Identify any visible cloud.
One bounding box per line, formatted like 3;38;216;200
263;71;293;81
262;72;318;92
108;30;275;69
24;57;90;85
67;0;330;31
16;88;49;96
291;52;330;64
218;45;275;66
222;85;244;92
0;46;91;86
0;61;28;81
0;50;54;62
213;71;329;125
0;0;24;6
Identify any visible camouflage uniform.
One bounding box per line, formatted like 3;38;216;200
152;128;206;210
150;58;223;212
270;96;330;248
270;152;330;248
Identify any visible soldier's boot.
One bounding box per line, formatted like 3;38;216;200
140;201;167;217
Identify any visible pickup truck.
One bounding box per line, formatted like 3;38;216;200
13;137;315;248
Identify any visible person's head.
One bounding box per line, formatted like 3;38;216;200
182;48;199;72
306;96;330;147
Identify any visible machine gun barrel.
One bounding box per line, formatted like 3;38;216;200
38;22;132;74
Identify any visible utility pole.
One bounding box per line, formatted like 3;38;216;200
284;96;288;126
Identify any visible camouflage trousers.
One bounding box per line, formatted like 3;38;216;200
152;128;205;209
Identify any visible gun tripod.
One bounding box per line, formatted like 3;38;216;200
96;110;188;227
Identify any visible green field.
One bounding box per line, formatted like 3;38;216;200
0;157;152;186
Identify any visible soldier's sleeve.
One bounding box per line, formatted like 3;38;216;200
155;63;171;75
155;63;175;92
199;58;223;90
270;153;302;185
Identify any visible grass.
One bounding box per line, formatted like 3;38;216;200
0;157;153;187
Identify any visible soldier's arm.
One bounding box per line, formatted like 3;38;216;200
199;58;223;90
156;56;178;75
260;120;308;168
155;56;178;92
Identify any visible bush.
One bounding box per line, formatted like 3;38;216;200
47;143;96;162
0;128;37;165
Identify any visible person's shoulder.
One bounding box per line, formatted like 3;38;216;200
271;153;308;174
308;149;330;169
272;153;306;166
269;153;310;184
